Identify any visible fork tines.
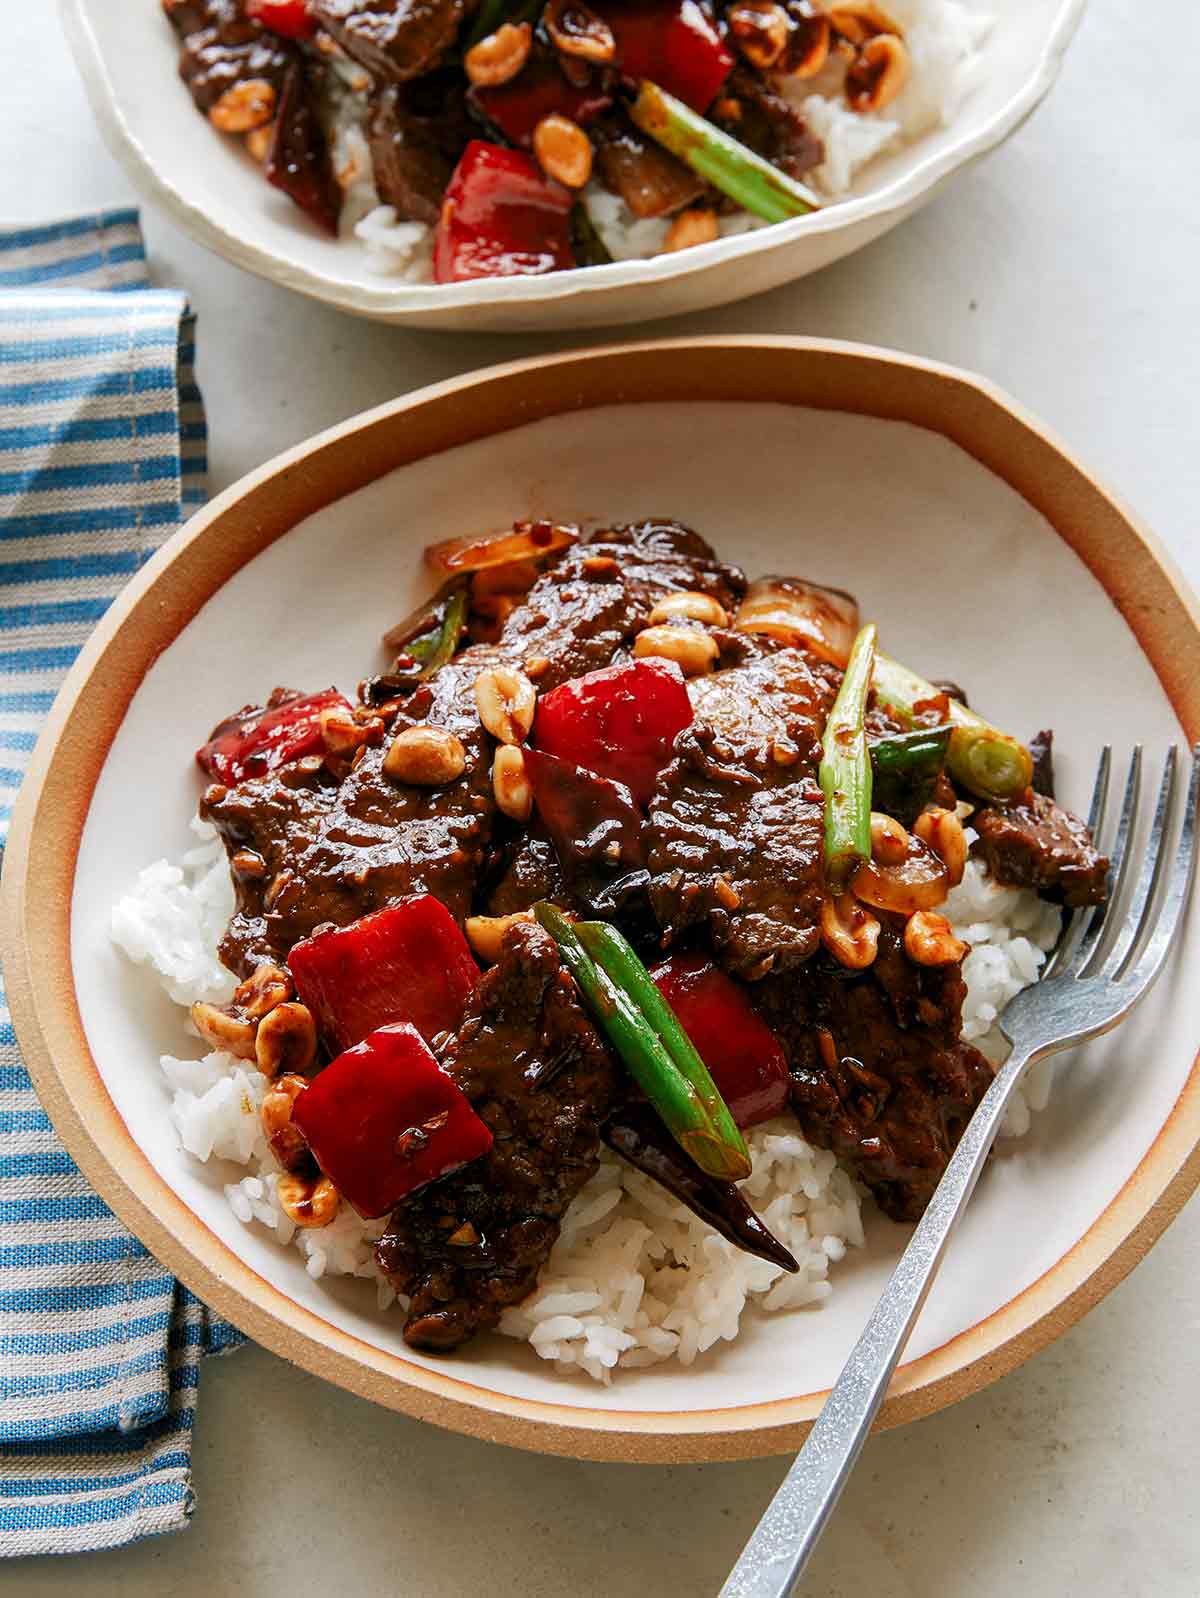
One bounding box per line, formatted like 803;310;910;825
1059;743;1200;992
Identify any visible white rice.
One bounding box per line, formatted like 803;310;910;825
338;0;993;278
111;813;1056;1381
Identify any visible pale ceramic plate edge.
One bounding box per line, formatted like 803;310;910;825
5;336;1199;1464
60;0;1087;325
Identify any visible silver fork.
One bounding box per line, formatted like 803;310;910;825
720;744;1199;1598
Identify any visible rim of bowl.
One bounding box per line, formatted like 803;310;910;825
3;335;1198;1463
61;0;1088;318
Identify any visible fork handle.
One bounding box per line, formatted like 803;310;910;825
719;1044;1035;1598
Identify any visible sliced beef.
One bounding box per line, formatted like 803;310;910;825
593;116;707;219
311;0;467;83
754;921;995;1221
375;921;619;1350
268;57;342;235
479;520;744;694
368;73;473;225
712;67;823;183
645;647;838;977
164;0;292;116
1029;728;1055;798
972;790;1108;908
204;522;740;972
485;828;568;916
201;655;498;973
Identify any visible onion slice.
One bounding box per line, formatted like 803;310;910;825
854;834;949;915
424;520;579;576
733;576;860;666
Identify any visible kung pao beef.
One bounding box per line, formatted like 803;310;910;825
160;0;929;279
192;519;1107;1352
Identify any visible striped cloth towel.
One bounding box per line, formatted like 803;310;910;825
0;210;243;1558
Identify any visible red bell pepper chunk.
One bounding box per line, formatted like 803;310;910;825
533;657;693;808
470;58;612;149
288;897;479;1052
596;0;734;112
651;955;790;1127
246;0;317;39
433;141;575;284
196;687;349;785
293;1022;493;1218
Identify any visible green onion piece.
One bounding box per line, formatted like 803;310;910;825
575;920;750;1182
533;904;750;1182
871;726;953;776
872;653;1033;803
571;202;613;268
820;622;877;893
628;81;821;225
407;586;468;677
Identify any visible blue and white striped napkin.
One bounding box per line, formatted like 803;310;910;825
0;210;243;1558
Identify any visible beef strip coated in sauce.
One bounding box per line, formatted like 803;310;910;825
593;116;708;220
311;0;469;83
204;522;738;970
367;73;473;225
201;655;499;973
645;647;839;977
375;921;619;1350
754;921;995;1221
486;827;569;916
268;56;342;234
971;790;1108;908
486;521;745;695
713;67;823;183
1028;728;1055;798
165;0;292;115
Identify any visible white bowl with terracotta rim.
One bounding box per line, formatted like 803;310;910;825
4;336;1199;1463
62;0;1086;331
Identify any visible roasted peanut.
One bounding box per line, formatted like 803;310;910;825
728;0;790;70
785;12;830;77
464;21;532;87
465;910;536;964
904;909;968;967
662;208;720;253
260;1073;311;1172
191;1000;257;1060
209;79;276;133
846;32;909;112
532;113;594;189
869;812;910;867
277;1173;340;1228
255;1001;317;1079
545;0;616;61
493;744;533;821
829;3;902;43
234;962;293;1020
820;894;881;970
383;724;467;786
475;665;537;744
633;624;719;678
321;703;375;758
245;121;275;163
648;592;729;629
913;806;967;887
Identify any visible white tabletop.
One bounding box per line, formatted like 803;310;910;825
6;3;1200;1593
